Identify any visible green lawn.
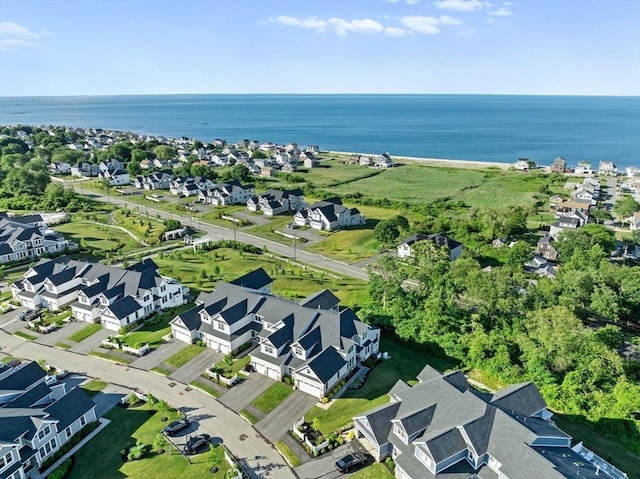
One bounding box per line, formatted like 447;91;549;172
67;404;230;479
306;338;457;435
164;345;206;368
155;249;367;308
189;380;222;399
349;463;394;479
55;221;143;255
69;324;103;342
213;355;250;376
252;382;294;414
14;331;36;341
305;224;380;263
125;304;194;348
81;380;108;397
89;351;133;365
275;440;302;468
55;342;72;350
239;409;260;424
151;366;173;376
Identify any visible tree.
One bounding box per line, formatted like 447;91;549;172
373;219;399;245
614;195;640;220
556;224;616;260
228;164;250;182
153;145;177;160
590;207;612;225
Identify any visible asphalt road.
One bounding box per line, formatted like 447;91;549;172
0;329;296;479
67;184;369;282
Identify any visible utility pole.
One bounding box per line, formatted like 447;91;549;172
293;234;297;261
232;218;237;241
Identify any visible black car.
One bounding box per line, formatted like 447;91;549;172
183;434;210;455
163;418;191;437
335;452;367;473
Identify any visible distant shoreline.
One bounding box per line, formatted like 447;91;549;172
326;150;514;171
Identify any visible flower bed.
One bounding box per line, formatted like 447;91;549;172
101;337;150;356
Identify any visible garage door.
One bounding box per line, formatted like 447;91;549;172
296;379;322;397
173;328;192;343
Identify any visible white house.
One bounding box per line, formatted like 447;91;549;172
599;161;618;176
294;198;365;231
397;233;463;261
0;217;76;265
11;258;187;331
170;269;380;398
246;188;305;216
199;181;255;206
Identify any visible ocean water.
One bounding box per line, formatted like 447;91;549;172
0;94;638;169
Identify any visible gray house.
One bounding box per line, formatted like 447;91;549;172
354;365;626;479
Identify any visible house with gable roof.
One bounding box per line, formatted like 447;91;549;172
246;188;305;216
11;258;187;330
353;365;626;479
198;180;255;206
0;361;97;479
397;233;463;261
0;217;76;265
169;268;380;398
294;198;365;231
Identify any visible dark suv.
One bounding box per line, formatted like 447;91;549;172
335;452;367;473
163;418;191;437
183;434;210;455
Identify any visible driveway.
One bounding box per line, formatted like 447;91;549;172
218;373;275;413
34;321;87;347
256;390;318;442
168;349;221;384
91;383;129;417
130;340;185;370
295;440;370;479
1;329;294;479
69;328;112;355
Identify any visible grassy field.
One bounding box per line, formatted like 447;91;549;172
55;221;142;255
305;338;457;435
155;249;368;308
252;382;294;414
68;324;103;342
305;223;380;263
164;345;206;368
67;405;229;479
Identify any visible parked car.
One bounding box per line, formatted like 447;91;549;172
335;452;367;474
183;434;210;455
18;307;43;321
163;418;191;437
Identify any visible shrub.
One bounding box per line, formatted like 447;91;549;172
321;396;329;404
347;431;355;441
47;457;72;479
127;441;150;461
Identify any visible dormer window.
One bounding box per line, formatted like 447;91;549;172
263;345;274;355
393;424;407;443
294;347;304;358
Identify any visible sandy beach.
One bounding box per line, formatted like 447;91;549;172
326;150;513;171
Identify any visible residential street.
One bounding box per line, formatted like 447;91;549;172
67;185;370;282
0;329;296;479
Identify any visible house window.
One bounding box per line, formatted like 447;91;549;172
80;415;86;427
0;452;13;468
66;427;72;438
263;345;274;355
39;447;46;459
216;322;225;331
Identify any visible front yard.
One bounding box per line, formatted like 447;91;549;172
67;404;230;479
305;338;457;435
252;382;294;415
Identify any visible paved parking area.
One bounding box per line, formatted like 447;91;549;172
168;349;221;384
91;383;129;417
218;373;275;412
256;390;318;442
294;440;370;479
130;340;185;370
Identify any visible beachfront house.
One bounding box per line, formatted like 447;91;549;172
551;157;567;174
599;161;618;176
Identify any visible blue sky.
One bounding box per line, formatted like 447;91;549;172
0;0;638;96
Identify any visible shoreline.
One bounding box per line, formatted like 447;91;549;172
326;150;514;171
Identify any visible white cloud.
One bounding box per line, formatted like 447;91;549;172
268;16;384;36
433;0;484;12
329;18;384;35
400;15;441;34
406;0;421;4
490;7;513;16
440;15;463;25
0;22;46;50
384;26;413;37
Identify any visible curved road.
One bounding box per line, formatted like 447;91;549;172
71;185;369;282
0;329;295;479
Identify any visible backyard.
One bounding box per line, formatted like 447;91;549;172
305;338;457;435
